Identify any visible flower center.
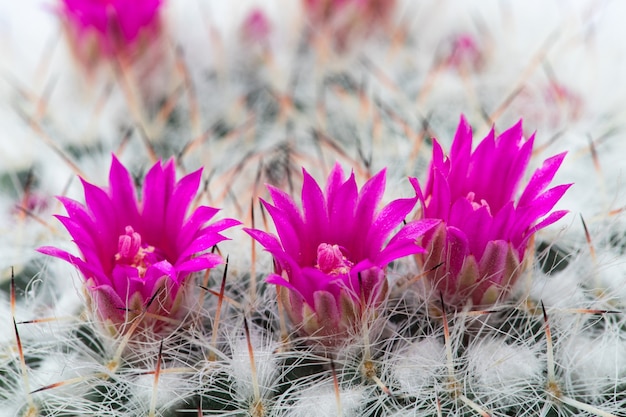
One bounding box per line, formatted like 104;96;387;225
114;226;163;277
316;243;353;275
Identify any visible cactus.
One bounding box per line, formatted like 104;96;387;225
1;1;625;416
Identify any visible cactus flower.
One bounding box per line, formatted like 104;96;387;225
303;0;396;49
59;0;164;63
412;116;571;308
245;164;438;344
38;156;239;334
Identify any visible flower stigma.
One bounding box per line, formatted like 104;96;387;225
316;243;353;275
115;225;162;277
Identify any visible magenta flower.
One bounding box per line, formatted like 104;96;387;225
442;33;483;72
245;164;438;343
241;9;271;45
59;0;164;63
38;156;239;334
412;116;571;308
303;0;396;50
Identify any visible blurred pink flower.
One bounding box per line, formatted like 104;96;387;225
442;33;483;71
59;0;164;63
412;116;571;308
241;8;271;45
38;156;239;334
303;0;396;50
246;164;438;344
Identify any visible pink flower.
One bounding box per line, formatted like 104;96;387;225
59;0;164;63
38;156;239;334
412;116;571;308
241;9;271;45
245;164;438;344
442;33;483;72
303;0;396;50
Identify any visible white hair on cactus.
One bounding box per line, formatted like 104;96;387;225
278;383;366;417
465;337;544;409
391;336;446;395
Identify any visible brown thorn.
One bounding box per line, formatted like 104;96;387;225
31;372;109;394
148;340;164;417
541;301;556;383
135;366;195;376
439;293;454;377
199;285;242;309
18;316;75;325
435;393;443;417
209;256;229;362
243;318;261;403
10;266;16;316
12;313;35;408
561;308;620;315
580;214;596;262
587;134;603;177
462;309;500;316
330;359;342;417
398;261;445;290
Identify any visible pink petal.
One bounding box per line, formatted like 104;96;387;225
364;196;417;258
376;219;440;265
324;163;347;208
312;290;340;328
141;160;171;244
353;168;386;240
262;199;303;262
175;253;224;273
443;226;470;280
447;115;472;187
80;178;118;246
301;168;329;258
89;284;127;323
327;171;358;247
425;167;451;220
176;206;220;249
517;152;567;208
165;168;203;247
109;155;140;229
37;246;109;285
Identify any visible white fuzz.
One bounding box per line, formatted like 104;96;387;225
561;328;626;398
392;336;446;395
228;327;280;408
465;337;544;408
278;384;366;417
